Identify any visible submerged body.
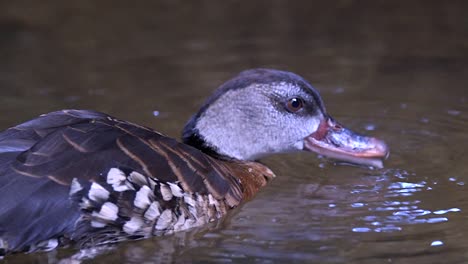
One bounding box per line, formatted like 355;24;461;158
0;69;388;256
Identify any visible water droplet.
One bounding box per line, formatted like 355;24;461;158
431;240;443;246
333;87;345;94
375;226;402;232
426;217;448;224
364;124;376;131
447;109;460;116
352;227;371;233
328;204;336;208
152;111;160;117
433;208;461;215
449;177;456;182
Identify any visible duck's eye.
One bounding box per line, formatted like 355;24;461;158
286;98;304;112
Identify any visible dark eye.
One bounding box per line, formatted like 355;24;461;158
286;98;304;112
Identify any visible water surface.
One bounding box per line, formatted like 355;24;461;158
1;1;467;263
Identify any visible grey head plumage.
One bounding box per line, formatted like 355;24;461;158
183;68;388;167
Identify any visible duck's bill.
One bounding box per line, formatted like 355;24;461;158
303;118;389;169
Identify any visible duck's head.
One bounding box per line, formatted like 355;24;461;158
182;68;389;168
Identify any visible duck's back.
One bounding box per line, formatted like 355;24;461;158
0;110;261;254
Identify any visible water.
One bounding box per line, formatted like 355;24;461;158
1;1;468;263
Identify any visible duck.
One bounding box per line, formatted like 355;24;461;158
0;68;388;256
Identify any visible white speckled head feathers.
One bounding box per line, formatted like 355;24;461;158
182;68;327;160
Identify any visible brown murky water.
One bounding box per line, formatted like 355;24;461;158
1;1;468;263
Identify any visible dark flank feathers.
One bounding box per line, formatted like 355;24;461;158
0;110;273;255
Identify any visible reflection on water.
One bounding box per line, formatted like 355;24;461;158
350;169;461;233
1;1;468;263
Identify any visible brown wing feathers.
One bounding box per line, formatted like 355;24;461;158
9;110;247;199
0;110;274;254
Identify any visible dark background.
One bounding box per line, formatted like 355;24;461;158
1;1;466;132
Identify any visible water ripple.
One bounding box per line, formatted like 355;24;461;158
349;169;463;233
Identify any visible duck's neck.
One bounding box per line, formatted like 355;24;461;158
182;129;229;160
221;160;276;201
183;131;276;200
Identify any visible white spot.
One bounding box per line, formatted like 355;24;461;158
433;208;461;215
182;218;197;231
447;109;460;116
207;194;225;216
123;217;144;234
91;221;106;228
107;169;135;192
115;183;132;192
364;124;376;131
107;168;125;184
420;117;430;123
106;168;130;191
195;195;210;224
431;240;444;246
134;186;153;209
70;178;83;196
31;238;59;252
185;194;199;219
160;184;173;201
128;171;147;187
147;178;158;190
188;194;205;218
208;194;218;206
144;201;161;221
44;239;59;251
92;202;119;221
168;182;184;197
155;209;174;230
88;182;110;202
333;87;345;94
196;193;207;206
183;194;196;207
79;197;93;209
173;211;186;231
188;202;198;219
